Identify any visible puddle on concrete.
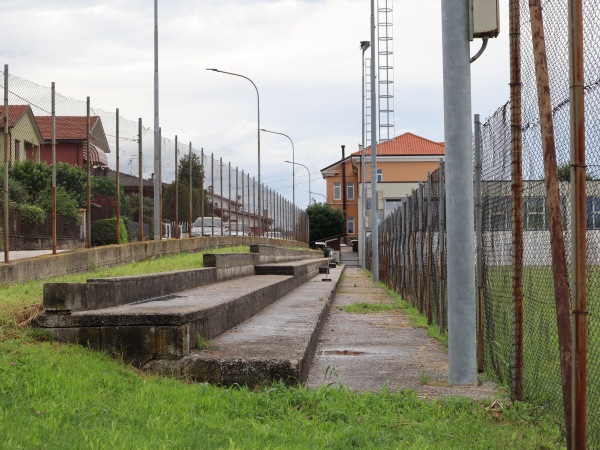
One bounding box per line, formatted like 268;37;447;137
321;350;366;356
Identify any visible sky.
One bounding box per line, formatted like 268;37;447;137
2;0;511;208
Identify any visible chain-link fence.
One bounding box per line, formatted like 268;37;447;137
371;0;599;444
0;69;308;261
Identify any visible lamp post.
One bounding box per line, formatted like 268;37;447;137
261;128;296;239
360;40;370;269
284;160;310;207
206;68;262;235
310;191;326;202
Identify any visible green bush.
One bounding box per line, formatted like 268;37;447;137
17;203;46;224
91;218;128;246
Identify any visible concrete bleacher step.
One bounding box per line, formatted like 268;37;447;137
35;255;329;367
143;265;344;386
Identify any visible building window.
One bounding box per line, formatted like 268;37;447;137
588;197;600;230
347;217;355;234
347;183;355;200
377;169;383;183
524;197;547;230
483;196;511;231
333;182;341;200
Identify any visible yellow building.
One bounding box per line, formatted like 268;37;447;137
321;132;445;249
0;105;43;162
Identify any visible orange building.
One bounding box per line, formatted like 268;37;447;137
320;132;445;249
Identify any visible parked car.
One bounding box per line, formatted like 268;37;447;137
229;223;250;236
264;231;283;239
191;217;227;236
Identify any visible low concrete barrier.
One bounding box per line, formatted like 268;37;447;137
0;237;309;285
43;268;217;313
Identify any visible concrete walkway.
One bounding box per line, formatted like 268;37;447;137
307;267;501;401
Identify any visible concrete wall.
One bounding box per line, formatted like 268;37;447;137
0;236;308;285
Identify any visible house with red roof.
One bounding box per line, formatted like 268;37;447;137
0;105;44;162
35;115;110;168
320;132;445;249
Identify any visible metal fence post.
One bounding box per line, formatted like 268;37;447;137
568;0;587;446
86;97;91;248
439;159;446;333
51;83;57;254
3;66;8;262
509;0;524;404
474;114;484;373
138;118;144;242
174;135;179;238
115;108;120;244
529;1;573;440
427;172;433;325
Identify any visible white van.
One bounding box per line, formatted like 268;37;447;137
191;217;228;236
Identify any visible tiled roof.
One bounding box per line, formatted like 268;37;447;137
35;116;100;140
0;105;32;128
354;132;445;156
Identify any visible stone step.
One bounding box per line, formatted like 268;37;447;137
143;265;344;386
35;257;329;366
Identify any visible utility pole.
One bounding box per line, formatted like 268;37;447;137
440;0;477;385
369;0;379;282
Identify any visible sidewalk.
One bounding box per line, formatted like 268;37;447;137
306;267;501;401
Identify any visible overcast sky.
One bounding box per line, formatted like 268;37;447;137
2;0;510;207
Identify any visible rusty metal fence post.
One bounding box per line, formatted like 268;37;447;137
529;1;573;443
509;0;524;404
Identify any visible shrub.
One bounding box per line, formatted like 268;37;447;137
91;218;128;246
16;204;46;224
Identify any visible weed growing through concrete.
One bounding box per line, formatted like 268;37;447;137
196;334;216;350
420;372;431;385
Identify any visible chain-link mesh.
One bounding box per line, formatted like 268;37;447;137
0;70;307;259
372;1;599;443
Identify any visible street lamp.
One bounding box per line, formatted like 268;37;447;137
261;129;295;238
284;160;310;208
206;68;262;235
360;40;370;269
310;191;326;202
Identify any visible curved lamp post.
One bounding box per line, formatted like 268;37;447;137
206;68;262;235
310;191;327;202
261;129;295;238
284;160;310;207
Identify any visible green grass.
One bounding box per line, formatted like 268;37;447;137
0;338;563;449
0;250;566;449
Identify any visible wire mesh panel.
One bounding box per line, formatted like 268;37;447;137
0;68;305;261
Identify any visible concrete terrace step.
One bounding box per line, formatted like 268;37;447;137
35;255;330;367
36;275;297;365
143;265;344;386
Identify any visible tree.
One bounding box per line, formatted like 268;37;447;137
557;162;596;182
161;182;209;222
306;202;345;242
177;153;204;189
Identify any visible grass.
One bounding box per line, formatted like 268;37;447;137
0;250;566;449
0;338;564;449
196;334;216;350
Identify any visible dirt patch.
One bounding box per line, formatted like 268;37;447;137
306;267;503;402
